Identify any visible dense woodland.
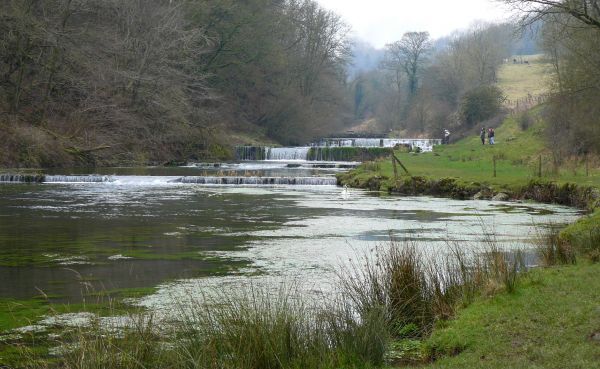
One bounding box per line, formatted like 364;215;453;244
1;0;599;167
0;0;352;167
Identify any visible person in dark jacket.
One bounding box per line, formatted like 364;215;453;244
443;129;451;144
480;127;486;145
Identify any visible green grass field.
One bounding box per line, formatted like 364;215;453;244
348;113;600;190
410;263;600;369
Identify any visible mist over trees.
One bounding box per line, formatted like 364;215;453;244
350;23;514;135
0;0;352;167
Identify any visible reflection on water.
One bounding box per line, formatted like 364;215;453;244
0;166;581;307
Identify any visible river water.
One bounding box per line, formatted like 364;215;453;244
0;163;581;312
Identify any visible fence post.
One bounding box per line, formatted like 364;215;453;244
391;151;410;175
392;153;398;181
538;155;542;178
586;154;589;177
493;156;497;178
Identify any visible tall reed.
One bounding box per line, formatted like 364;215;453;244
535;225;576;266
40;236;528;368
49;285;387;369
338;238;525;338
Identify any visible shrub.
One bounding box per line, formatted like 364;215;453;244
460;86;505;127
517;112;533;131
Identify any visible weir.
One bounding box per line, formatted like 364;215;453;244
0;174;114;183
0;174;44;183
235;146;391;161
235;147;311;161
267;147;311;160
315;138;442;152
44;175;114;183
174;176;337;186
235;138;441;161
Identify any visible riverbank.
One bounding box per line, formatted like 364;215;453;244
337;114;600;368
2;112;599;367
337;115;600;208
405;262;600;369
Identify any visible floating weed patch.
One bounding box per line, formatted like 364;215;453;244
386;339;426;365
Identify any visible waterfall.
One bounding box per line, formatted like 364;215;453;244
174;176;337;186
44;175;114;183
266;147;310;160
312;138;442;152
235;138;443;162
235;146;311;161
353;138;384;147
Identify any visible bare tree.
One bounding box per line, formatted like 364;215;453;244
384;32;431;96
500;0;600;29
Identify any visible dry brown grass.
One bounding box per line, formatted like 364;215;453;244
497;54;552;101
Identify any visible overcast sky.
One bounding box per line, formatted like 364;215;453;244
315;0;511;48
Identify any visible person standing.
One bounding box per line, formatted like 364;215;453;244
444;129;451;144
488;128;495;145
480;127;486;145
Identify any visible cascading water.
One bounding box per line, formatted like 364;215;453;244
0;174;113;183
174;176;337;186
266;147;311;160
44;175;114;183
316;138;442;151
235;138;441;162
235;146;312;161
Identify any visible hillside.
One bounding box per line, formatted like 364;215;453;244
497;54;553;102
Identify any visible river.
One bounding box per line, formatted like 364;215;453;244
0;163;581;312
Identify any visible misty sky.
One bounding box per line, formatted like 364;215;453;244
315;0;510;47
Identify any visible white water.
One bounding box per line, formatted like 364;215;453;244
266;147;311;160
44;175;114;183
187;161;358;170
317;138;442;152
175;176;337;186
0;173;338;187
0;174;114;183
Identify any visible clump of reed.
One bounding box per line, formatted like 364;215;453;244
338;238;524;339
47;286;387;369
535;226;577;266
171;287;386;369
40;238;527;369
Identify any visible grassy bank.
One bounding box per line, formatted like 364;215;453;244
413;262;600;369
334;110;600;368
338;114;600;209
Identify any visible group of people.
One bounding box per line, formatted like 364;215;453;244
441;127;495;145
480;127;495;145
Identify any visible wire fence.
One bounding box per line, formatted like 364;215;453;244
505;93;550;115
